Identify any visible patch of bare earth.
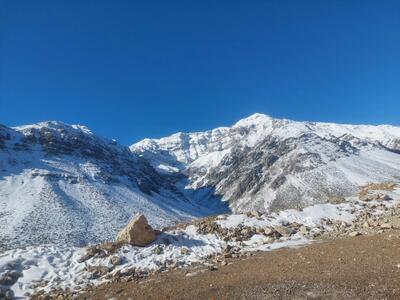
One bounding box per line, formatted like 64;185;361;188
33;183;399;300
72;230;400;300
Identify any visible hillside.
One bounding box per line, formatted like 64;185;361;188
1;114;400;250
132;113;400;212
0;122;228;250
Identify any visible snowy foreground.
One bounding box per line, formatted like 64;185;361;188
1;187;399;299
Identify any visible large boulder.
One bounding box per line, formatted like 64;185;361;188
116;214;156;246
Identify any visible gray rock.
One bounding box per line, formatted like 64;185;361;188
0;287;14;300
109;256;123;266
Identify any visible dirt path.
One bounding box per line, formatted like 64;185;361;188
77;231;400;300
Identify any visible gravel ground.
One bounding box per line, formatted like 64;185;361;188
75;230;400;300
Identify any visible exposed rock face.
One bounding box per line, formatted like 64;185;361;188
116;214;156;246
3;115;400;250
131;113;400;213
0;121;228;251
0;286;14;300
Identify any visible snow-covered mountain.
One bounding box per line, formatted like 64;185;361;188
131;113;400;212
2;114;400;250
0;122;228;250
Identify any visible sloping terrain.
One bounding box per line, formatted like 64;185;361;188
77;231;400;300
1;183;399;299
1;114;400;250
132;113;400;212
0;122;228;250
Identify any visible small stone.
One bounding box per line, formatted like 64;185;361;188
380;223;393;229
274;225;293;237
263;227;275;236
349;231;361;237
86;266;110;279
298;225;308;235
263;236;275;244
223;252;232;258
255;227;265;234
208;265;218;271
180;247;190;255
153;245;163;255
249;211;262;218
109;256;123;266
377;194;392;201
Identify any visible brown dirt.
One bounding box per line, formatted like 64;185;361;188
358;182;398;198
77;231;400;300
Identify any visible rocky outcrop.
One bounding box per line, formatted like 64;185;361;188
0;287;14;300
132;114;400;214
116;214;156;246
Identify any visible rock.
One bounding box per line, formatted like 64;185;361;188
180;247;190;255
162;237;171;245
119;267;136;278
255;227;265;234
0;270;22;286
153;245;163;255
298;225;309;235
263;236;275;244
380;223;393;229
263;227;275;236
248;211;262;218
79;247;105;262
377;194;392;201
359;193;392;202
274;225;293;237
349;231;361;237
116;214;156;246
0;287;14;300
329;196;346;204
208;265;218;271
86;266;111;279
109;256;123;266
223;252;232;258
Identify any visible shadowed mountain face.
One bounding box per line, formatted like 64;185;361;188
0;122;228;250
1;114;400;249
131;114;400;212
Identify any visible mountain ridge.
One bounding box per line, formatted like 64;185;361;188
1;114;400;249
131;113;400;212
0;121;228;250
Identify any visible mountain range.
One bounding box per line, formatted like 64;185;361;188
1;113;400;250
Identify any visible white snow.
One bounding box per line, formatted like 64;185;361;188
131;113;400;173
217;202;356;229
2;189;399;298
130;113;400;213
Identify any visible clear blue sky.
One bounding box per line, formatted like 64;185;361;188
1;1;399;144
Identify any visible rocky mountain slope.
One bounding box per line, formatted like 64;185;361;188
2;183;400;299
0;122;228;250
1;114;400;250
131;114;400;212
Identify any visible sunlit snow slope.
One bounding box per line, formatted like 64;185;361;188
0;122;228;250
131;114;400;212
2;114;400;250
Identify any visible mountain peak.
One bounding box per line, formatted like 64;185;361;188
14;121;94;136
234;113;273;127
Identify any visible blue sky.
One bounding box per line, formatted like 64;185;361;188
0;1;399;144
